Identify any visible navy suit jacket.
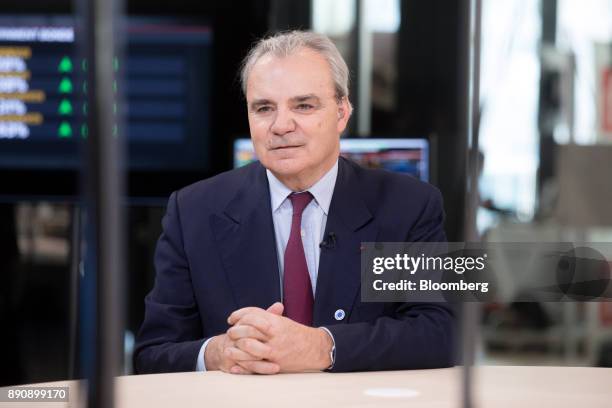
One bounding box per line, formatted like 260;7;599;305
134;157;456;373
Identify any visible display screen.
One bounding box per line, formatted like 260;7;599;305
0;16;212;171
234;137;430;181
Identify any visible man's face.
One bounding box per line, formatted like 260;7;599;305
246;48;351;184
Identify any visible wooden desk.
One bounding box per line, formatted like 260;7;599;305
2;366;611;407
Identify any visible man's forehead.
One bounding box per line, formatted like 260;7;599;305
255;47;324;68
246;48;335;98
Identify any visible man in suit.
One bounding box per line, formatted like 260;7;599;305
135;30;455;374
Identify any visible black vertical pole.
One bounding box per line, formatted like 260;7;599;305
68;205;81;380
464;0;483;236
0;204;22;386
397;0;468;242
537;0;557;209
461;0;483;407
349;0;361;136
78;0;125;406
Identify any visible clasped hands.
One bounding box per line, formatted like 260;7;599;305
204;302;333;374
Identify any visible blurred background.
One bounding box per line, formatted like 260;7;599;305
0;0;611;386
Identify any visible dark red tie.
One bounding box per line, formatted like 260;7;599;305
283;192;314;326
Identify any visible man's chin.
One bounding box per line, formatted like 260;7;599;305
263;159;306;178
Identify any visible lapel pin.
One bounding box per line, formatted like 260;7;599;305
334;309;346;321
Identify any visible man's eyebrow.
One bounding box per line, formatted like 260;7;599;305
249;95;321;109
291;94;321;103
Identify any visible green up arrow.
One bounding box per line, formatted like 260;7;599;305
58;56;73;73
58;121;72;138
58;99;73;115
58;77;73;93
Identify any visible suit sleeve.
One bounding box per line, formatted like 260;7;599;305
133;191;206;374
325;188;457;372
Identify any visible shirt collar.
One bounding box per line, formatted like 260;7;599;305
266;159;338;215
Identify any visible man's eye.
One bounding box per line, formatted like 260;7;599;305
256;106;272;113
296;104;314;110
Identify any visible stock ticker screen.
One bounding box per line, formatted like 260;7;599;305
0;16;212;171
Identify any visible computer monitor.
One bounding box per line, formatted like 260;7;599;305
233;137;430;182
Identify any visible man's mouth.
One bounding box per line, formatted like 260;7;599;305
271;144;303;150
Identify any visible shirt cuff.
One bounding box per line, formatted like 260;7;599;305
196;337;213;372
319;326;336;370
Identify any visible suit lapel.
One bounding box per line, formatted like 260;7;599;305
313;158;379;326
210;163;281;310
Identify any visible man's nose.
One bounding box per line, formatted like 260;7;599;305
270;108;296;135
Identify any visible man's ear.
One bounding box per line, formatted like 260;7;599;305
336;97;352;133
337;100;348;119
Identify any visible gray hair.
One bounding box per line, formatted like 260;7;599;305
240;30;350;101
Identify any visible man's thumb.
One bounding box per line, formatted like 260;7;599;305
266;302;284;315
